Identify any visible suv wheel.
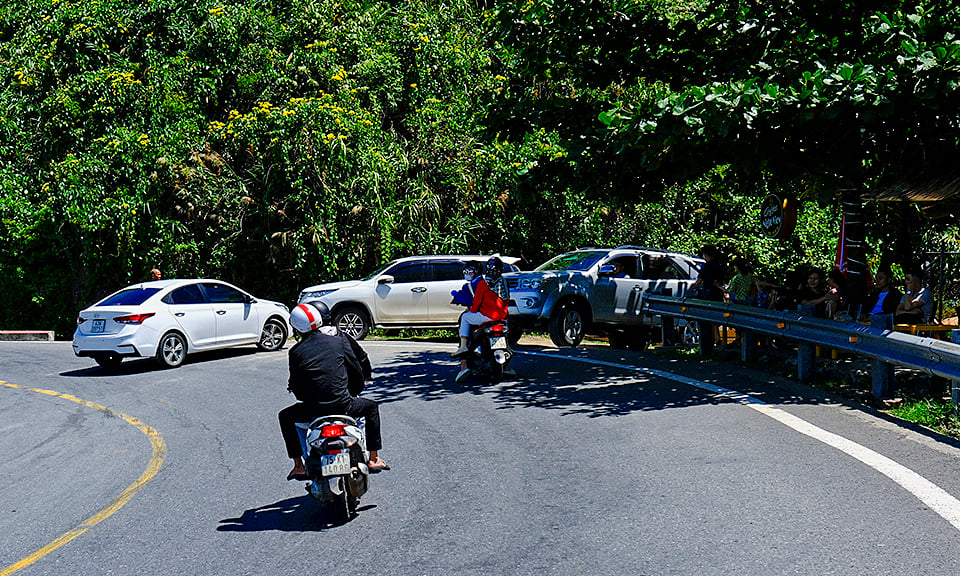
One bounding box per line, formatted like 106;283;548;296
549;302;584;347
335;306;370;340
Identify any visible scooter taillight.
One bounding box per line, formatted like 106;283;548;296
490;324;505;335
321;424;346;437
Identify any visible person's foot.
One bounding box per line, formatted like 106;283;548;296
368;456;391;473
455;368;471;383
451;346;469;357
286;465;308;481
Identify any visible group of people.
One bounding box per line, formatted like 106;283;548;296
693;246;937;325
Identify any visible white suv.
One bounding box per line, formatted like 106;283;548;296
506;246;702;349
298;255;520;339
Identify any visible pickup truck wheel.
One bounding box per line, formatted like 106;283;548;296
549;303;584;347
681;321;700;348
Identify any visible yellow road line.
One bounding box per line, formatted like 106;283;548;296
0;381;167;576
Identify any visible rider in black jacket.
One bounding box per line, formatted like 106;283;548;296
279;302;389;480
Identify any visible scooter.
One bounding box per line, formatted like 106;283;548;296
298;415;369;523
463;319;513;383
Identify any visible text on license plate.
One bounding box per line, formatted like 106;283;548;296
320;452;351;476
92;319;106;333
489;336;507;349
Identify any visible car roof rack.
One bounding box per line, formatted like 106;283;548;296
613;245;672;253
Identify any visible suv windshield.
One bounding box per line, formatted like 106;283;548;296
536;251;607;272
362;261;397;281
97;287;161;307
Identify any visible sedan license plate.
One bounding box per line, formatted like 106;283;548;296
489;336;507;350
92;319;106;334
320;452;350;476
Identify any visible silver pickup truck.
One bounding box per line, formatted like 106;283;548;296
505;246;703;349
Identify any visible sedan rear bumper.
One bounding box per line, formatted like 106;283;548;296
72;334;152;358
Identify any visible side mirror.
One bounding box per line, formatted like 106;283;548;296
598;265;617;278
378;275;395;285
245;295;257;304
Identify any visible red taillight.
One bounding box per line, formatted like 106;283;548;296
77;316;86;325
490;324;504;334
321;424;346;437
113;313;156;325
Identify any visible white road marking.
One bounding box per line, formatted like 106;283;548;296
520;351;960;533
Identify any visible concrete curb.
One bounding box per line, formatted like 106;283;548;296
0;330;55;341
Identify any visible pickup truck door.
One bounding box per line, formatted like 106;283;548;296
594;257;645;325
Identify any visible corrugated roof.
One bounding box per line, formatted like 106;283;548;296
866;173;960;202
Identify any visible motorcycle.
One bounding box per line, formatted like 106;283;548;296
462;319;513;383
297;415;369;522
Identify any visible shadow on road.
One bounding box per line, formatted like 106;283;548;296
59;347;263;377
217;495;376;532
363;344;819;418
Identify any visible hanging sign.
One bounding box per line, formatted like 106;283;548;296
760;194;797;239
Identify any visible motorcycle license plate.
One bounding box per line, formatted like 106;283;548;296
489;336;507;349
320;452;350;476
92;319;105;333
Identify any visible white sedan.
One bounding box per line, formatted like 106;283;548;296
73;279;291;369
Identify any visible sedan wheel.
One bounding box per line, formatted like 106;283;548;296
157;332;187;368
258;318;287;351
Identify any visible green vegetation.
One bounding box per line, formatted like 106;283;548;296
890;397;960;437
2;0;958;337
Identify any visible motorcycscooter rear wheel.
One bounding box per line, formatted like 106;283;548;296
330;477;351;523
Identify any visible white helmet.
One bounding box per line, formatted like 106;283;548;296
290;302;329;334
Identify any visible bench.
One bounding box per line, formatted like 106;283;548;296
893;324;957;340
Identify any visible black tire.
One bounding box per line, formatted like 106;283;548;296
156;331;187;368
94;354;122;369
549;302;585;348
482;358;504;384
681;321;700;348
257;318;287;351
334;306;370;340
330;477;351;523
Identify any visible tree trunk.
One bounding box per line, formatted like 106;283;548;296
841;191;868;317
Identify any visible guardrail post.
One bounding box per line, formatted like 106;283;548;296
740;328;758;362
797;305;816;382
699;320;714;356
952;330;960;415
870;314;895;399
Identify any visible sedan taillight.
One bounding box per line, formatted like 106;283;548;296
113;313;156;325
77;316;86;325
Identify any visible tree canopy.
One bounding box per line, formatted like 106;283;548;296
2;0;957;334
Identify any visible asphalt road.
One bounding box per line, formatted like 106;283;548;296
4;339;960;575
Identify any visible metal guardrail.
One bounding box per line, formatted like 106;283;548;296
643;295;960;384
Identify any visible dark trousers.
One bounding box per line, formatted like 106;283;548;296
278;397;382;458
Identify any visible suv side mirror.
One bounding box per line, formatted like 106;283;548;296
378;275;395;285
598;265;617;278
